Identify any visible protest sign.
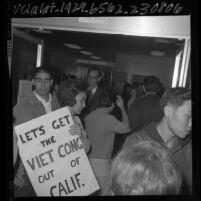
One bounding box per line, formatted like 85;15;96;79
14;106;100;196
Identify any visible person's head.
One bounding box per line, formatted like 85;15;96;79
32;66;53;98
87;69;101;89
56;79;88;115
98;91;115;112
130;83;138;98
123;83;132;95
143;76;161;93
160;87;192;139
111;141;182;195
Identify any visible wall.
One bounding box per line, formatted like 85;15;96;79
115;52;175;88
12;16;190;39
12;36;37;105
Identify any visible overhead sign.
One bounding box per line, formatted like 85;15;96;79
14;106;99;196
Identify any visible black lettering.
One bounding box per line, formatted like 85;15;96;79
45;149;54;163
38;175;44;183
58;144;65;157
50;185;56;196
39;153;48;167
59;182;68;196
70;139;78;152
70;176;77;190
64;142;72;155
63;115;70;124
64;178;73;194
75;173;81;188
35;154;42;168
59;117;65;127
30;128;38;138
52;120;60;129
39;125;45;135
51;136;56;143
76;137;83;149
19;134;26;144
25;131;32;141
26;158;35;171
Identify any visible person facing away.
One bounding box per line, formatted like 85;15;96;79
13;67;87;197
128;75;163;133
111;141;182;195
123;87;192;194
56;78;91;153
85;91;130;195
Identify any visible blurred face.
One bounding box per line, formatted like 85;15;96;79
71;92;86;115
167;100;192;139
88;70;100;88
130;88;137;98
32;71;53;98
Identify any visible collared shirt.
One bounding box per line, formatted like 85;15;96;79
34;91;52;113
90;86;97;96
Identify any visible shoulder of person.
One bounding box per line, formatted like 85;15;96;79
123;129;151;148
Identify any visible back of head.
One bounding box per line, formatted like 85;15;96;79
56;79;88;107
144;76;161;93
111;141;182;195
99;91;114;108
160;87;191;111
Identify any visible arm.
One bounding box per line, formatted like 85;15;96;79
69;116;91;154
116;95;131;133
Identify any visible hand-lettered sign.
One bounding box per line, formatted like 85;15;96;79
14;106;100;196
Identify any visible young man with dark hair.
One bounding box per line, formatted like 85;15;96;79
123;87;192;194
128;75;163;133
85;92;130;195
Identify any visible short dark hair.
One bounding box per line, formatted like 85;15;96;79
144;76;161;92
160;87;191;111
33;66;53;79
56;79;88;107
98;91;115;108
88;68;101;77
111;141;182;195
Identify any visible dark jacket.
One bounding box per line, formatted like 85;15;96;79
123;122;192;194
81;87;106;120
128;93;163;132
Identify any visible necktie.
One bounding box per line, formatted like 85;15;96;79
87;90;93;105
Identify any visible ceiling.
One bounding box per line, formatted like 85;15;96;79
16;27;184;62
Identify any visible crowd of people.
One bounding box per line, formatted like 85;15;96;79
13;66;192;196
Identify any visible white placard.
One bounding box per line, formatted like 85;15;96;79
14;106;99;196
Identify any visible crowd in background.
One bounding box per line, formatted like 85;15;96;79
13;66;192;196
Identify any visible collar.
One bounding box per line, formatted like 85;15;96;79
34;91;52;104
90;86;97;95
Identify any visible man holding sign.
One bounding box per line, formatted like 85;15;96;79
13;67;92;196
